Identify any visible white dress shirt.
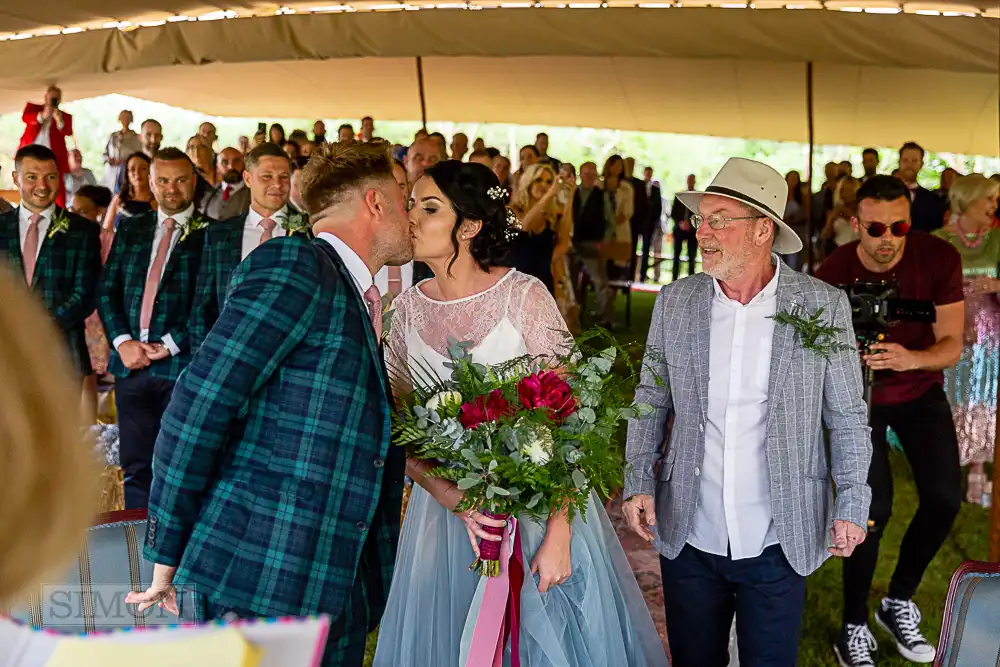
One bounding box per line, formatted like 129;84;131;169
18;205;54;261
373;261;414;297
316;232;373;300
688;258;780;561
112;205;194;356
241;205;288;261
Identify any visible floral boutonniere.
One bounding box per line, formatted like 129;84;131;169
282;210;310;235
770;305;853;360
179;213;209;243
381;294;394;343
47;209;71;239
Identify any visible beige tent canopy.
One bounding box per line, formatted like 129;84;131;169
0;2;997;154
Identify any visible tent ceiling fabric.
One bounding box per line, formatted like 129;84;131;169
0;9;995;154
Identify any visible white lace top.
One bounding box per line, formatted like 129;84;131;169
387;270;570;389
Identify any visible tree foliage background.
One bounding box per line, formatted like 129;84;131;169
1;94;997;199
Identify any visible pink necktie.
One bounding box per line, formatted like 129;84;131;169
140;218;176;331
364;284;383;339
387;265;403;298
22;213;41;285
258;217;277;245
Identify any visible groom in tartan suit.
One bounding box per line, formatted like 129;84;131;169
132;142;414;666
0;144;101;376
98;148;209;510
190;142;311;349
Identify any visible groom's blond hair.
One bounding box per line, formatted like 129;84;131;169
299;141;396;216
0;268;99;606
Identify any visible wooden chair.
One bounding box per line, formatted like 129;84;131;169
934;560;1000;666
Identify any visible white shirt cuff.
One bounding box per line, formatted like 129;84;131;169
161;334;180;357
112;334;133;351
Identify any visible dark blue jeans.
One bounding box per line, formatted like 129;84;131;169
660;543;806;667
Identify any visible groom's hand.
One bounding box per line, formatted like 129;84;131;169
828;520;866;558
623;494;657;542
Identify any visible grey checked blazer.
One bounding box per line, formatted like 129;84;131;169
625;262;872;576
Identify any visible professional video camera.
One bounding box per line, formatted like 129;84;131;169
837;280;936;411
838;280;936;347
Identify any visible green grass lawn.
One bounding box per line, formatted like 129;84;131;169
363;289;992;666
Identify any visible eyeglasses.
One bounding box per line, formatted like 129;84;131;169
861;220;910;238
690;213;762;231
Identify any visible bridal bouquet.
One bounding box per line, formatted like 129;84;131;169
392;332;651;577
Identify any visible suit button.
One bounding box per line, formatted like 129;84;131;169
356;521;368;532
694;467;701;477
373;458;385;469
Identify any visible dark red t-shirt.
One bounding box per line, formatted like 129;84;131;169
815;231;963;406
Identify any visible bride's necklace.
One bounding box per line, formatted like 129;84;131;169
956;218;985;249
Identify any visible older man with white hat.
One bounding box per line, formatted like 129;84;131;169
623;157;873;667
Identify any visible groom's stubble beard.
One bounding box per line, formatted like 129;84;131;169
373;209;415;270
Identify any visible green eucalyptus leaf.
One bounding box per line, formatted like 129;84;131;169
457;477;482;490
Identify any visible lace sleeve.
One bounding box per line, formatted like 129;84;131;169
386;290;412;398
513;275;573;360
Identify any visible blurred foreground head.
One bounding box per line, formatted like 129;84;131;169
0;269;98;606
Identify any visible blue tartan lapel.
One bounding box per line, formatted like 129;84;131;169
126;215;157;308
218;216;245;285
0;208;23;275
314;239;388;393
30;206;67;289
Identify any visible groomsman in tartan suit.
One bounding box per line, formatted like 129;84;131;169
98;148;210;510
190;142;311;349
0;144;101;376
130;142;413;667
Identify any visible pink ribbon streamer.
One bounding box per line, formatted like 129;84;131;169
464;518;524;667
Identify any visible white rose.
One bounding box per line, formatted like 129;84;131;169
523;439;552;465
426;391;463;412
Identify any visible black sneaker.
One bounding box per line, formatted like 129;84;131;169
834;623;877;667
875;597;936;663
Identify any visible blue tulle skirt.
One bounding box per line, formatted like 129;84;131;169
373;485;670;667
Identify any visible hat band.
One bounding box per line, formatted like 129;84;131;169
706;185;781;221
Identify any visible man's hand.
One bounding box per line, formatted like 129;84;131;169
863;342;919;372
125;564;178;614
622;494;657;542
142;342;171;361
119;340;151;370
828;520;866;558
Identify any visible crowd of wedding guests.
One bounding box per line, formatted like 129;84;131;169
3;83;1000;666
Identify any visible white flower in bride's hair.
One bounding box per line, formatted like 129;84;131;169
487;186;507;201
426;391;463;412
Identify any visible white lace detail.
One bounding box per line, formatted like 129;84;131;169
386;270;570;391
843;624;877;666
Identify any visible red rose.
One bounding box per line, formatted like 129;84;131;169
459;389;513;429
517;371;577;422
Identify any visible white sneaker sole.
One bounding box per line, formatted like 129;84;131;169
875;614;936;663
833;643;874;667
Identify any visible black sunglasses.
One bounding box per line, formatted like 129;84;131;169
861;220;911;238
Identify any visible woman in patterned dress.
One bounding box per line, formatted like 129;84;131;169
933;174;1000;503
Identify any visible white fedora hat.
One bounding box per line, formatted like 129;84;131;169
677;157;803;255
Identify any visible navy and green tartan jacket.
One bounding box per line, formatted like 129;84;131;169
190;208;311;350
97;210;207;382
0;207;101;375
145;236;404;623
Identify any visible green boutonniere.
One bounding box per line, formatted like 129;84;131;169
381;294;394;343
47;210;71;239
282;211;311;235
179;213;209;242
770;305;854;360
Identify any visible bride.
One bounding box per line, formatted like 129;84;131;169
374;160;669;667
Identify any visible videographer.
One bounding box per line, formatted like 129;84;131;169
816;175;964;667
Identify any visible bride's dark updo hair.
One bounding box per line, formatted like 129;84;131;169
424;160;516;273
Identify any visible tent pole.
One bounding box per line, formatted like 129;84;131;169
416;56;428;130
992;387;1000;561
805;61;815;275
